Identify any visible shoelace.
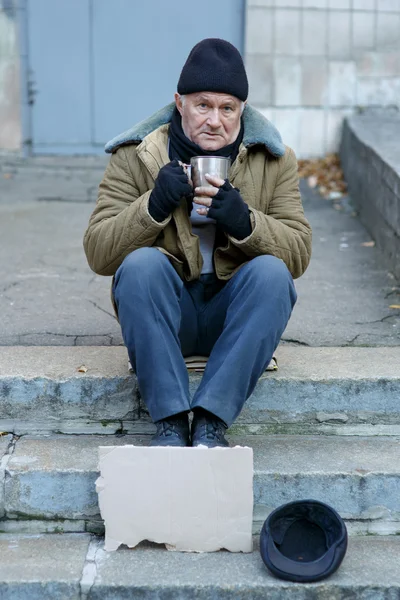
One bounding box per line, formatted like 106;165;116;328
204;419;225;440
158;419;182;437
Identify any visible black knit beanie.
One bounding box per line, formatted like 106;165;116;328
177;38;248;102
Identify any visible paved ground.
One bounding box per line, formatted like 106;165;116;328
1;534;400;599
0;156;399;347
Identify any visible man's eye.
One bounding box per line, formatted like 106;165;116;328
199;103;207;108
223;106;233;112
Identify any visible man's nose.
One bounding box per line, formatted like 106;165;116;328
207;109;221;128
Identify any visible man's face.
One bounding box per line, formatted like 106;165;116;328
175;92;244;151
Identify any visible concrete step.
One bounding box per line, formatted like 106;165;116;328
1;346;400;436
0;533;400;599
1;434;399;535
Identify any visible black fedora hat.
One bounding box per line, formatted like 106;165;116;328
260;499;348;583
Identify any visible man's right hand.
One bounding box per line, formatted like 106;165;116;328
148;160;193;222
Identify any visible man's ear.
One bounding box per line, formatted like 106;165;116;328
175;93;183;116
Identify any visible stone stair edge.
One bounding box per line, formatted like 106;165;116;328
2;434;400;531
4;432;400;474
1;345;400;379
2;516;400;538
1;534;400;599
1;346;399;437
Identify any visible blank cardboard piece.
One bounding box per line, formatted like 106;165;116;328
96;445;253;553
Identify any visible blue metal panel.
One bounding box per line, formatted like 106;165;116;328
92;0;245;145
26;0;244;154
27;0;91;150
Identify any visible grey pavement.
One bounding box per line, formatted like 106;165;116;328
0;157;399;347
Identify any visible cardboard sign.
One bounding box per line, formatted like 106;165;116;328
96;445;254;553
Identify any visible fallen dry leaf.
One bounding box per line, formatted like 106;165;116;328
77;365;88;373
298;154;347;199
361;241;375;247
0;432;7;437
389;305;400;309
3;173;12;179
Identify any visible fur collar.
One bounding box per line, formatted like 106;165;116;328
105;103;285;157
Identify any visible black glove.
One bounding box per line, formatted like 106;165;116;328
208;179;252;240
148;160;193;222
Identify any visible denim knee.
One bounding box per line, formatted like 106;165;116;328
119;247;166;272
114;248;168;285
248;255;291;281
244;255;297;302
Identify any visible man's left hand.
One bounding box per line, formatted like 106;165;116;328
194;174;252;240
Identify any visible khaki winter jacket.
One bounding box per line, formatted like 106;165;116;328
84;104;312;301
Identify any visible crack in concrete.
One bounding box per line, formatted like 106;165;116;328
74;334;115;347
0;435;19;518
19;331;77;338
137;388;148;422
281;337;310;346
14;332;121;347
87;300;117;321
385;288;400;299
344;330;400;345
18;331;115;341
79;536;103;599
345;334;360;346
73;334;116;346
355;314;399;325
0;282;20;295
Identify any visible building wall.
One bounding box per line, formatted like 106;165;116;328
245;0;400;158
0;0;20;152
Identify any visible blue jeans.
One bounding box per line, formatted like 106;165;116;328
113;248;297;427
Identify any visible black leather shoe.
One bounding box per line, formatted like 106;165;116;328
191;411;229;448
150;413;190;447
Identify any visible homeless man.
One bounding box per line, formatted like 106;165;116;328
83;38;312;449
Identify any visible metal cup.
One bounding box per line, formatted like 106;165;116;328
190;156;231;188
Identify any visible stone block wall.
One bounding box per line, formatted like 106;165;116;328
245;0;400;158
340;111;400;279
0;0;20;151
